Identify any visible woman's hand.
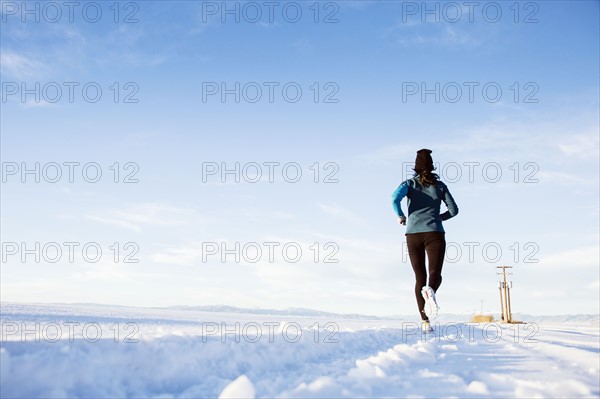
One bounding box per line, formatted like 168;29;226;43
398;216;406;225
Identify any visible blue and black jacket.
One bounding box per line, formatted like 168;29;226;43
392;177;459;234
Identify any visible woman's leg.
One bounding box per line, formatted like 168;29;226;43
424;232;446;292
406;233;428;320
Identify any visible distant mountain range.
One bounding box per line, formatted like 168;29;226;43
2;302;598;323
165;305;600;323
166;304;381;319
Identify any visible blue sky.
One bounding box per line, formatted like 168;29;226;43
1;1;599;316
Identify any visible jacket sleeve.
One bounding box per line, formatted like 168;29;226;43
391;181;409;218
440;183;459;221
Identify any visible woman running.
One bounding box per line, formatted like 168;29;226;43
392;149;459;333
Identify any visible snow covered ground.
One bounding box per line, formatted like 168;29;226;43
1;303;598;398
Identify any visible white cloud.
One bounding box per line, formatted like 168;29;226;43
0;51;46;80
558;133;600;160
395;26;481;47
22;99;58;108
71;259;140;282
539;246;599;269
114;204;193;225
439;26;480;45
339;1;377;11
318;203;363;223
149;245;203;266
85;203;201;232
535;171;590;186
84;215;141;232
357;116;599;168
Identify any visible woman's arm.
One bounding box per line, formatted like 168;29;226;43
391;181;409;218
440;183;459;221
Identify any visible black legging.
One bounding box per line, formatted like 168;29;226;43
406;232;446;321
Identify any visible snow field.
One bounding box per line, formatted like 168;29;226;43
1;303;598;398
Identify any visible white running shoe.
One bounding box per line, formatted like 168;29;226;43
421;286;439;319
422;320;433;333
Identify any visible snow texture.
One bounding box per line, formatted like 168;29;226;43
1;303;598;398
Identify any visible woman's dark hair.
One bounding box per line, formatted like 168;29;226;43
413;148;438;186
414;168;439;186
